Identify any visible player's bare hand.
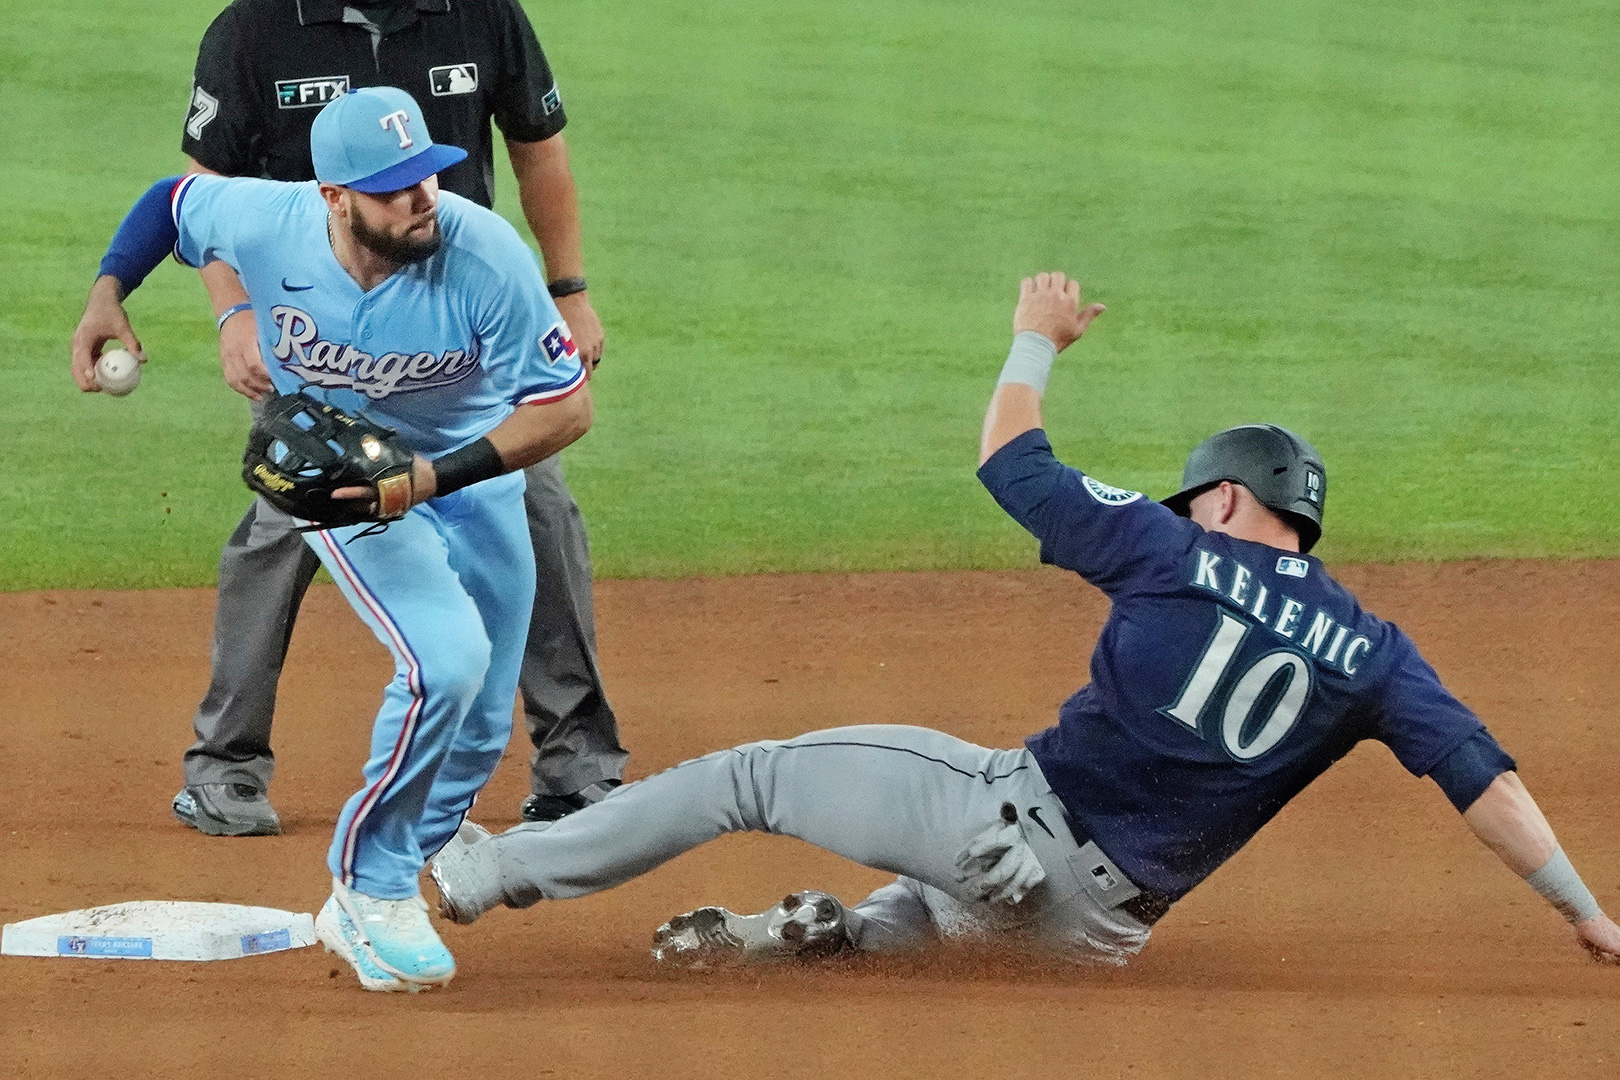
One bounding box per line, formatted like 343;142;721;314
70;275;145;392
554;291;604;371
219;309;274;401
1012;272;1105;353
1574;913;1620;964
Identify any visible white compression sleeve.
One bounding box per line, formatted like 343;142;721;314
1526;848;1602;923
996;331;1058;394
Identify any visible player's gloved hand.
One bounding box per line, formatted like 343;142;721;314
244;393;424;527
1574;913;1620;964
70;275;146;393
330;455;437;510
219;307;274;401
955;803;1047;906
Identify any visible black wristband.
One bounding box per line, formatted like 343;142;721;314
547;276;588;299
432;437;507;497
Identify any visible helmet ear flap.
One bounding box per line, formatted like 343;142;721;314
1163;480;1219;518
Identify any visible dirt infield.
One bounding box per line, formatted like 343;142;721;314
2;562;1617;1079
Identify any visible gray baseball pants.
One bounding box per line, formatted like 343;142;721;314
182;454;627;798
486;725;1153;963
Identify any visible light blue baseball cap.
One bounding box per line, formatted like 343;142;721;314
310;86;468;194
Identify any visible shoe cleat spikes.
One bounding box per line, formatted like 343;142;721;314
651;890;849;965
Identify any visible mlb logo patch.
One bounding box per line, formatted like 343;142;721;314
430;64;478;96
1276;556;1310;578
540;325;577;366
542;86;561;115
276;75;350;109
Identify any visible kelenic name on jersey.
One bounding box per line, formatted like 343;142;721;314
269;305;480;399
1189;549;1375;678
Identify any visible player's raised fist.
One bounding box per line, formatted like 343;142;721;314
1013;272;1105;353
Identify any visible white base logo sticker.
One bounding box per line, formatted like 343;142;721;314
430;64;478;96
1082;475;1142;506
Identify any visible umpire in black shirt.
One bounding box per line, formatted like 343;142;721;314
73;0;627;835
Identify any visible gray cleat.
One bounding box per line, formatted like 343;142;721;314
429;820;502;925
651;891;849;964
172;784;282;837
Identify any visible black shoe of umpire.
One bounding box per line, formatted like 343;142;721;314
519;779;620;823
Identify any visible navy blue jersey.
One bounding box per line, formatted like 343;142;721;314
978;430;1512;901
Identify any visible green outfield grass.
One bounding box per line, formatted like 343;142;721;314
4;0;1618;589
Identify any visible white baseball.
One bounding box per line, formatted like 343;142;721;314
95;348;142;396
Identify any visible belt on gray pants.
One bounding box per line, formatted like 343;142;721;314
1041;806;1174;927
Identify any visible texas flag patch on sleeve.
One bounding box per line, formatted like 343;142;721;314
539;324;578;366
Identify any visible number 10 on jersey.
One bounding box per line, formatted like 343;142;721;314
1160;612;1314;761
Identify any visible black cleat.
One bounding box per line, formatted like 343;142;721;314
519;779;619;823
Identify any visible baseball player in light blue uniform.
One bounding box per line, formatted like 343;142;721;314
86;87;591;991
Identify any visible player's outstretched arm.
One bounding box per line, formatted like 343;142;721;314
1463;771;1620;963
978;272;1105;465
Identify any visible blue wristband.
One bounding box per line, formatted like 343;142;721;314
217;302;253;331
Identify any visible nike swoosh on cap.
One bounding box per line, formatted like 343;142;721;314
282;278;314;291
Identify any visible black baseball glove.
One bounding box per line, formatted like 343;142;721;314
243;392;417;528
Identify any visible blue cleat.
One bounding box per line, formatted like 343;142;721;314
315;895;409;992
323;879;455;991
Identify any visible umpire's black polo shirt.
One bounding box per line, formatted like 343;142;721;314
182;0;567;207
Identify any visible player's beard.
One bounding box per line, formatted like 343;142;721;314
349;205;443;266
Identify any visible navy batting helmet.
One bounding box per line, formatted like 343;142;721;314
1162;424;1326;552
